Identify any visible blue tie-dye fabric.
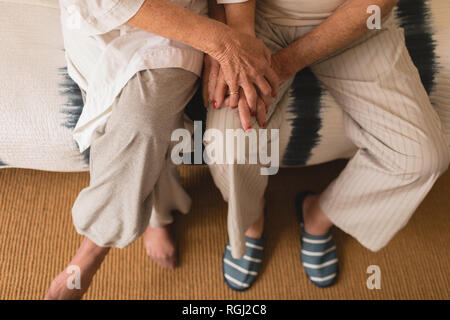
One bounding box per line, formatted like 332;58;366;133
59;67;90;165
396;0;436;95
59;67;84;130
58;0;436;167
282;68;323;166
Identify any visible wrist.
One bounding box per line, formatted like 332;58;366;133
207;24;239;62
272;49;298;82
206;22;233;59
228;23;255;37
278;47;306;77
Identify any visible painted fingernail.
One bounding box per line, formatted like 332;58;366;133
251;111;257;116
213;101;217;109
262;121;266;127
246;126;252;132
231;105;237;109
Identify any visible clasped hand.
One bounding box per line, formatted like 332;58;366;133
203;31;281;131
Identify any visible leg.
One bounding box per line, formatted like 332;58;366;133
209;162;267;257
206;77;292;291
308;16;450;251
45;238;109;300
72;69;197;249
144;146;192;269
46;69;198;299
206;78;293;259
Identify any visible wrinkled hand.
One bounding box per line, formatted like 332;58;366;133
202;54;220;107
202;59;269;131
236;87;267;130
210;30;280;116
218;86;268;130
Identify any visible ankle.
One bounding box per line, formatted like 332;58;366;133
303;195;332;235
71;238;109;267
245;214;264;239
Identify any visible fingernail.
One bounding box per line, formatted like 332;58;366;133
246;126;252;132
262;121;266;127
231;105;237;109
251;111;257;116
213;101;217;109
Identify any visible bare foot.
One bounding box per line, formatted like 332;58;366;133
245;213;264;239
302;194;333;235
143;224;177;269
45;237;109;300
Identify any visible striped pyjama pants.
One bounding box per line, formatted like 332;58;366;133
206;13;450;259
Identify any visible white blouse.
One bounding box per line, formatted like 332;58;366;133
59;0;208;153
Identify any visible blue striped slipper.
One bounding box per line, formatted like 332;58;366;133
222;236;264;291
295;191;338;288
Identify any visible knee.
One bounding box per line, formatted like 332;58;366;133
72;187;150;249
111;114;174;145
205;107;240;134
405;135;450;180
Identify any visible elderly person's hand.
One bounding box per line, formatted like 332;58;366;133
201;0;279;131
127;0;279;129
235;87;268;130
202;0;280;130
202;52;272;131
202;54;220;107
210;30;279;113
203;48;294;131
216;85;268;130
202;31;278;131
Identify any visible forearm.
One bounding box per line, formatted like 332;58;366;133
278;0;398;73
223;0;256;36
127;0;232;59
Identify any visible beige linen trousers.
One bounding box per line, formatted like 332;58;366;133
72;68;198;248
